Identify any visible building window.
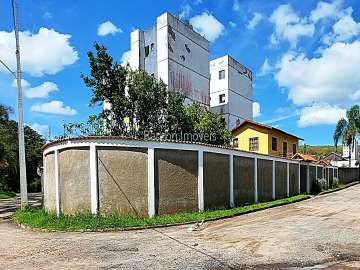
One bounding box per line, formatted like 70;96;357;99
150;43;155;51
219;94;225;104
283;141;288;157
145;45;150;57
219;69;225;80
233;138;239;148
293;144;297;155
272;137;277;151
249;137;259;152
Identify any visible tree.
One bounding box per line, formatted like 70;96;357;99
79;43;231;145
333;105;360;167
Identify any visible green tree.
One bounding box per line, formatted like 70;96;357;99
81;43;129;135
0;104;45;192
333;105;360;167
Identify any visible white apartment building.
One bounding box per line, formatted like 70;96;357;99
210;55;253;130
342;139;359;167
130;12;210;107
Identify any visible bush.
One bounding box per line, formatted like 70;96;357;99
332;177;340;189
312;178;328;194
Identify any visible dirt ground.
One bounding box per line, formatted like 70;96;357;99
0;185;359;270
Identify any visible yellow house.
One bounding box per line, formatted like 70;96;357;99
231;120;303;158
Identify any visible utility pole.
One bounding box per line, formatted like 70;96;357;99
12;0;28;208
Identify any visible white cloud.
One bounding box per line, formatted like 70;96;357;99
247;12;264;30
120;50;131;66
29;123;49;137
43;11;52;19
229;21;237;28
190;12;225;42
97;21;122;36
30;100;77;116
253;102;261;118
298;103;346;127
232;0;240;12
0;28;78;77
258;59;273;76
275;41;360;106
310;0;347;22
179;4;191;20
194;0;202;5
262;111;300;125
12;79;58;98
269;4;315;47
332;15;360;41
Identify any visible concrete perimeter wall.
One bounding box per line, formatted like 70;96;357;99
339;168;359;184
42;138;338;217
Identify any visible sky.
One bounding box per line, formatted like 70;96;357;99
0;0;359;145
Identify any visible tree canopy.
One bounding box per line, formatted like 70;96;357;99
0;105;45;192
73;43;231;145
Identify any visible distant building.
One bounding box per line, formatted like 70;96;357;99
210;55;253;130
130;12;210;107
342;139;358;167
323;152;348;167
292;153;318;163
231;120;303;157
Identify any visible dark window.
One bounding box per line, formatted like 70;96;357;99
283;141;288;157
249;137;259;152
185;44;191;53
219;69;225;80
219;94;225;103
144;45;150;57
233;138;239;148
272;137;277;151
180;55;185;61
293;143;297;155
150;43;155;51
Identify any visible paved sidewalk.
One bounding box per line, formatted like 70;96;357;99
0;193;42;218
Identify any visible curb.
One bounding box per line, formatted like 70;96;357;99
318;181;359;196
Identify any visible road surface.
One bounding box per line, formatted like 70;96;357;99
0;185;359;269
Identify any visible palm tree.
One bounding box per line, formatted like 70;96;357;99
333;105;360;168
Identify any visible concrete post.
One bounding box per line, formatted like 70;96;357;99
229;154;234;208
298;163;301;194
198;150;204;212
147;147;155;217
272;160;276;200
306;165;310;194
54;150;60;217
286;163;290;197
254;157;258;203
90;143;98;215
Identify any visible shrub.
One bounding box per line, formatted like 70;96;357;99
312;178;328;194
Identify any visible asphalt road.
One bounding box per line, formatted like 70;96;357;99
0;185;359;270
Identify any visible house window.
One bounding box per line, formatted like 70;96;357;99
219;94;225;104
249;137;259;152
145;45;150;57
272;137;277;151
293;143;297;155
150;43;155;51
233;138;239;148
219;69;225;80
282;141;288;157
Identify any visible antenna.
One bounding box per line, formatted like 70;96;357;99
12;0;28;208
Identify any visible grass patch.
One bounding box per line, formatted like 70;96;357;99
14;194;309;231
319;182;355;195
0;191;16;199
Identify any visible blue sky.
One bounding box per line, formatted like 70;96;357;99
0;0;359;145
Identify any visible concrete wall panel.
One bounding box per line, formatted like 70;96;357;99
44;152;56;212
309;166;316;193
98;147;148;217
275;161;287;199
155;149;198;215
257;159;273;202
203;152;229;210
234;156;255;205
59;148;91;215
289;164;299;196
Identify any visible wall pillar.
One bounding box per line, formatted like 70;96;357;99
272;160;276;200
254;157;258;202
286;162;290;197
147;147;155;217
306;165;310;194
316;166;318;180
90;143;98;215
54;149;60;217
198;150;204;212
229;154;234;208
298;163;301;194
